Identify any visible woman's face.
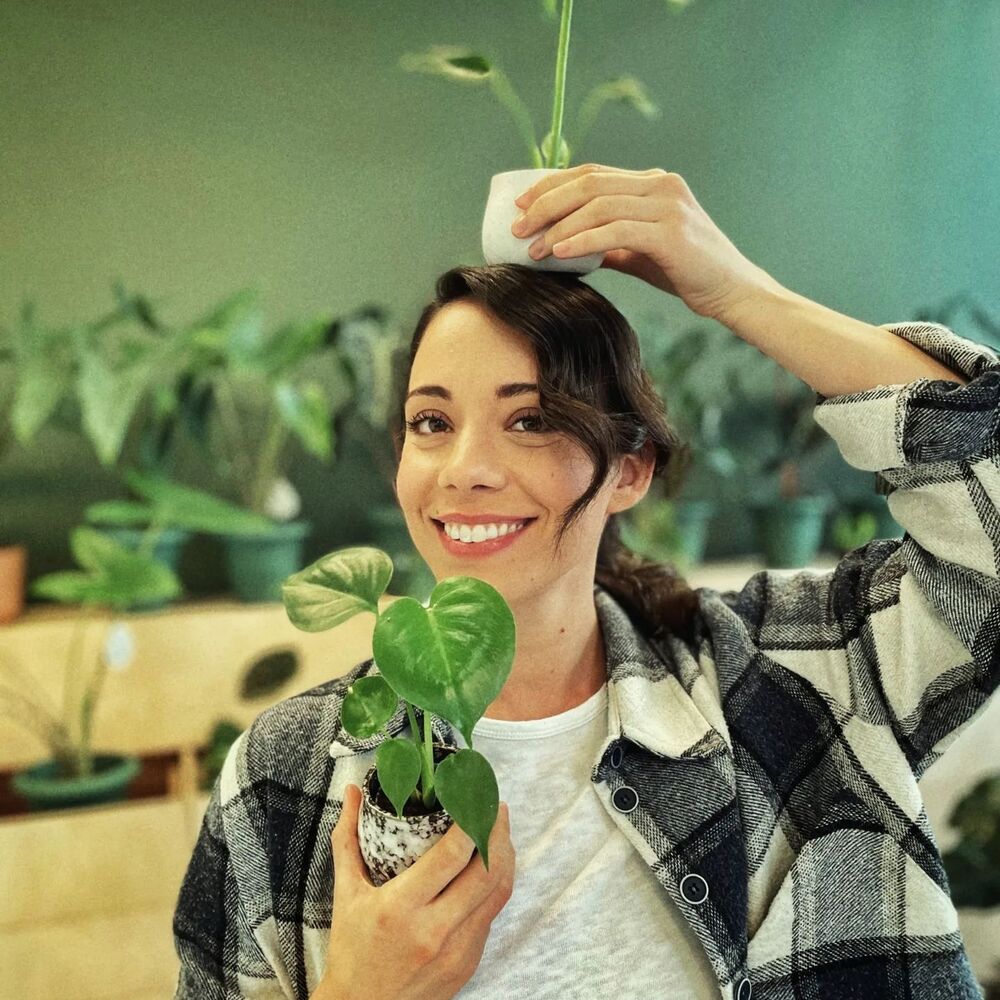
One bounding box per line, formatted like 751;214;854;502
395;297;648;604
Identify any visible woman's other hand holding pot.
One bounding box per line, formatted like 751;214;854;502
316;783;516;1000
512;163;784;327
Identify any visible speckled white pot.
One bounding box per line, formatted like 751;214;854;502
481;168;605;274
359;742;457;887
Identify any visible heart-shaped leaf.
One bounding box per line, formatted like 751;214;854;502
342;675;398;739
371;576;515;748
434;748;499;870
282;546;393;632
375;737;423;817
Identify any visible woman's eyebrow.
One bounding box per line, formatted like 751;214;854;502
405;382;539;402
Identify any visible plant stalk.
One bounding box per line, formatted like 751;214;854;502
547;0;574;168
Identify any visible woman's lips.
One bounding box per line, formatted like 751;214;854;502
434;518;535;557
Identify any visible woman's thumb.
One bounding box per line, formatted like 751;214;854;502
331;783;368;883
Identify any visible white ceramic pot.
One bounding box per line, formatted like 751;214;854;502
482;168;605;274
358;742;457;887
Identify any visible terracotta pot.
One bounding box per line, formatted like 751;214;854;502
0;544;27;624
358;742;458;887
482;168;605;274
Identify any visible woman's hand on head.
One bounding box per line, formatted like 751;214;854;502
511;164;781;326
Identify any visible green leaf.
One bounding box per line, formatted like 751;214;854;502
258;318;332;380
240;648;299;700
434;748;500;870
12;353;73;445
370;577;515;748
375;737;423;817
74;337;160;467
341;674;398;739
33;526;182;610
398;46;493;82
123;469;274;534
85;500;156;527
29;571;107;604
274;380;331;460
281;546;394;632
541;0;559;18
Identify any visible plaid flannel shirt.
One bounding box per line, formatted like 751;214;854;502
173;321;1000;999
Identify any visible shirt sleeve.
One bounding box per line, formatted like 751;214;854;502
172;732;286;999
723;321;1000;780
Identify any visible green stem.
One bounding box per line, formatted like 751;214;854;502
213;376;256;508
403;699;436;808
547;0;574;168
250;401;286;516
487;69;543;168
0;684;72;755
63;615;88;748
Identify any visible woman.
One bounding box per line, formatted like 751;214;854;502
174;166;999;1000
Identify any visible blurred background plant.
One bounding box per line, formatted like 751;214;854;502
0;525;180;780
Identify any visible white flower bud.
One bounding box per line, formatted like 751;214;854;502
263;477;301;521
103;621;136;672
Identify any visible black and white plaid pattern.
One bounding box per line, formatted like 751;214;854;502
174;322;999;999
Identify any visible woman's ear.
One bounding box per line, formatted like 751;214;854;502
609;441;657;514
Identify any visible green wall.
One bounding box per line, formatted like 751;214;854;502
3;0;999;590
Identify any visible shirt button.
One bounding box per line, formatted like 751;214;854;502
610;744;624;769
611;784;638;813
680;873;709;905
737;977;752;1000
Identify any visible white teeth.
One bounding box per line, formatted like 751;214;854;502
443;520;527;543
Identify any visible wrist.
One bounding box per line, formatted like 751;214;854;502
712;267;791;339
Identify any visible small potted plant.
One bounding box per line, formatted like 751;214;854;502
147;287;354;601
399;0;692;273
84;468;275;610
282;546;515;883
2;525;181;812
621;320;743;567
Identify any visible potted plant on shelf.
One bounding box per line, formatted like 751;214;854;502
400;0;694;273
128;286;354;602
83;468;275;610
1;525;181;812
282;546;515;883
620;320;742;568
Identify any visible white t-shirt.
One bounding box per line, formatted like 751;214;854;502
451;681;722;999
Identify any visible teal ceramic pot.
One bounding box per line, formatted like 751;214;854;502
96;526;189;611
222;520;311;603
12;753;141;812
750;495;832;568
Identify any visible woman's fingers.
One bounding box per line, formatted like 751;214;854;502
513;169;652;242
514;162;652;211
524;195;661;260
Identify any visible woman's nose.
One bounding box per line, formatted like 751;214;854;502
437;428;507;488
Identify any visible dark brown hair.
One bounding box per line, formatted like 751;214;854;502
388;264;700;645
